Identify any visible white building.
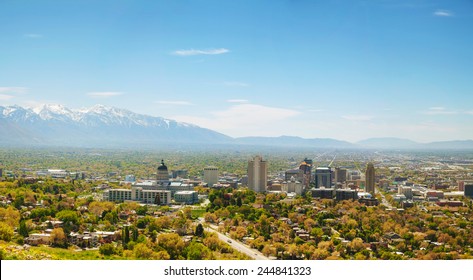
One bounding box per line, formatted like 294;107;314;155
174;191;199;204
282;176;304;195
48;169;68;178
204;166;219;187
248;155;268;193
104;186;171;205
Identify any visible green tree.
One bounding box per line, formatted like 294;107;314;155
0;222;13;241
185;241;212;260
50;228;67;248
132;227;138;242
195;223;204;237
123;226;130;246
19;220;29;237
158;233;185;259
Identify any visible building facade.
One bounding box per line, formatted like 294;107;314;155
334;167;347;185
465;183;473;198
282;176;304;195
365;163;375;196
157;160;169;181
174;191;199;204
204;166;219;187
248;155;268;193
315;167;332;188
299;158;313;188
104;187;171;205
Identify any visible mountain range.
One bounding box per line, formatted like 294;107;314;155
1;104;473;150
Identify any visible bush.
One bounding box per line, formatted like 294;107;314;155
99;243;116;256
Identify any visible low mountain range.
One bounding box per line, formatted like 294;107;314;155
1;104;472;150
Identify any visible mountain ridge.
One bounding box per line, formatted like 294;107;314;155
1;104;473;149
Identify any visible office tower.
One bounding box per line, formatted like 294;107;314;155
365;162;375;196
299;158;313;187
315;167;332;188
204;166;219;187
157;159;169;181
465;183;473;198
334;167;347;184
248;155;267;193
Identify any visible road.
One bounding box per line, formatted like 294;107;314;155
204;223;269;260
375;187;394;208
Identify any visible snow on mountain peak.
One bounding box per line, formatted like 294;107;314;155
1;104;195;129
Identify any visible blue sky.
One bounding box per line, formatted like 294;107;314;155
1;0;473;142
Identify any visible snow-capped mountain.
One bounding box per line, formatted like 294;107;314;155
0;104;231;147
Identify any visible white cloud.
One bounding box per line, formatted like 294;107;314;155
87;92;124;98
155;100;193;106
24;33;43;38
226;99;249;103
172;103;301;137
342;115;373;121
0;94;14;101
172;48;229;56
423;107;457;115
0;87;28;94
433;10;453;17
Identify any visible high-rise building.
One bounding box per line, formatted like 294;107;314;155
315;167;332;188
248;155;267;193
204;166;219;187
465;183;473;198
334;167;347;185
157;159;169;181
299;158;313;188
0;167;3;178
365;163;375;196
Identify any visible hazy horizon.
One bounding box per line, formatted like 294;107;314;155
1;0;473;142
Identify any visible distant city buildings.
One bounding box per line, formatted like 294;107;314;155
248;155;268;193
465;183;473;198
125;175;136;183
315;167;332;188
172;169;188;179
334;167;348;185
365;163;375;196
282;176;304;195
299;158;313;188
204;166;219;187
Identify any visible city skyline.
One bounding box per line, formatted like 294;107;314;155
1;0;473;142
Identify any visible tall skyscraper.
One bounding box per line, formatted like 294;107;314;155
299;158;313;188
365;162;375;196
315;167;332;188
204;166;219;187
248;155;268;193
334;167;347;184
